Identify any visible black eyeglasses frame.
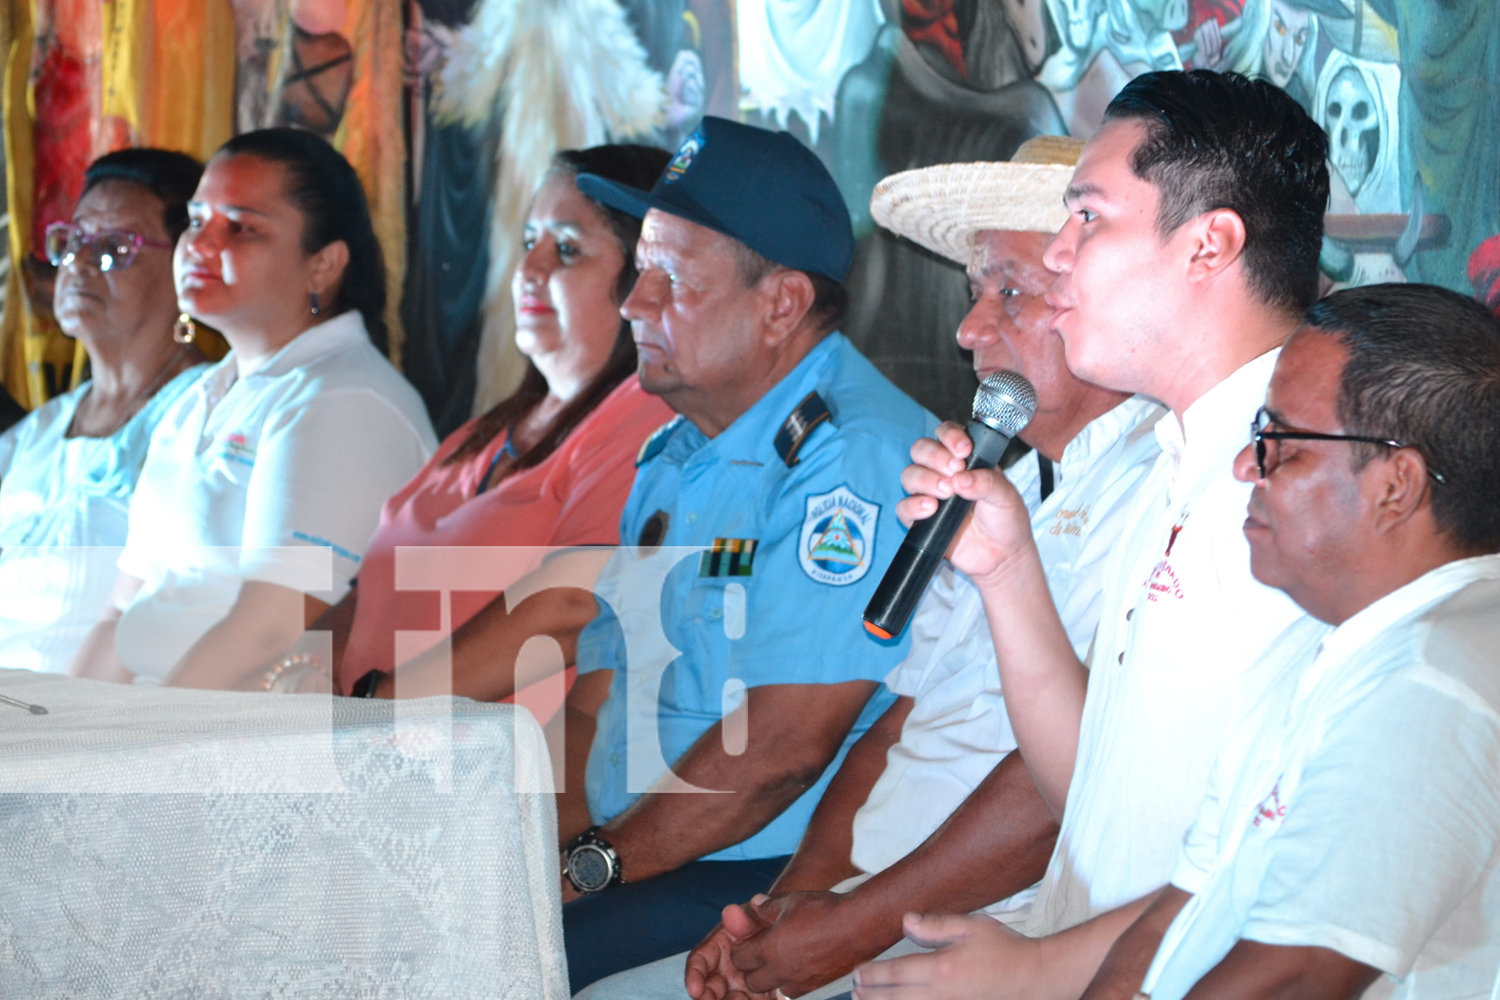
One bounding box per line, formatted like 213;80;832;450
1250;406;1448;485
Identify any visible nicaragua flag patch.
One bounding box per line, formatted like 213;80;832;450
799;485;879;586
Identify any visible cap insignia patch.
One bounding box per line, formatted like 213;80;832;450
664;128;705;184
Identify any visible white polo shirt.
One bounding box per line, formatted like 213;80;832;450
1144;555;1500;1000
1020;350;1308;936
849;396;1166;886
115;312;436;682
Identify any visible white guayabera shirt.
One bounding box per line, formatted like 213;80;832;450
850;395;1166;895
1145;554;1500;1000
0;367;204;673
1022;349;1308;937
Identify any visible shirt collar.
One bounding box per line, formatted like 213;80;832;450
1154;348;1279;502
1057;395;1165;485
1317;553;1500;668
235;310;370;379
674;332;846;467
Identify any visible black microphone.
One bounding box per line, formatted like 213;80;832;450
863;370;1038;640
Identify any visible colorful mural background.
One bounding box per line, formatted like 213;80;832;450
4;0;1498;424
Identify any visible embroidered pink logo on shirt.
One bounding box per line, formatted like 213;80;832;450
1145;518;1189;601
221;433;256;467
1253;779;1287;828
1146;559;1185;601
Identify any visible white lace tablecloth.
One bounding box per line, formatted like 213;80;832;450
0;670;567;999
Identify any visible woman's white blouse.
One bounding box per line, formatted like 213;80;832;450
0;366;204;673
115;312;437;682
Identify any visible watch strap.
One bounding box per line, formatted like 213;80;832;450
350;670;386;698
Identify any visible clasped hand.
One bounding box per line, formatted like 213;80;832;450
897;423;1036;585
686;891;860;1000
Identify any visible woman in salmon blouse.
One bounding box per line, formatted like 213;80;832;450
305;144;674;700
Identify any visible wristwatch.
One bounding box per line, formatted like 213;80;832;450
563;826;624;894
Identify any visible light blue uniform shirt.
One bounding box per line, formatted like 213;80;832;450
578;332;938;861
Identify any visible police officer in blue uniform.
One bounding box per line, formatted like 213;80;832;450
557;117;937;988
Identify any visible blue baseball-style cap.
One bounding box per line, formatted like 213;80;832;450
576;116;856;284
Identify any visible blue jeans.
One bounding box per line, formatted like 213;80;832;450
564;856;791;993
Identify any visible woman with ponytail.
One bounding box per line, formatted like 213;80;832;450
72;128;437;688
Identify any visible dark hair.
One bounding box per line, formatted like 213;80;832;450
214;127;389;353
1103;70;1329;313
1304;283;1500;553
445;143;672;470
82;148;204;242
731;241;849;335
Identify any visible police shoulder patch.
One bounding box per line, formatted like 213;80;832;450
636;415;684;467
798;484;880;586
774;392;832;467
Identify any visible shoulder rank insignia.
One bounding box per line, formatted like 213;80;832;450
774;392;832;468
699;538;757;578
636;416;683;467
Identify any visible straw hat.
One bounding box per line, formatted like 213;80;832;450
869;135;1086;266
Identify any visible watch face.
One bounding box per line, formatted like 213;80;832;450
569;845;612;892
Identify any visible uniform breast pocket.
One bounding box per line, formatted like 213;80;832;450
680;576;733;641
676;575;755;691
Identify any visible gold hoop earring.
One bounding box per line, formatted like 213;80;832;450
173;313;197;345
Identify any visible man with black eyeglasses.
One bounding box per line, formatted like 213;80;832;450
1110;283;1500;1000
885;283;1500;1000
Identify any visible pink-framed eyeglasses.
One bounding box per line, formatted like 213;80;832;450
44;221;175;273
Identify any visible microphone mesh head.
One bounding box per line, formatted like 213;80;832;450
973;370;1038;436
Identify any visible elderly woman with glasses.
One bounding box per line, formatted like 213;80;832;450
0;148;208;673
70;128;436;690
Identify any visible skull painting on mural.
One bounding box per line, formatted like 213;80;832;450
1325;64;1379;197
1317;51;1403;214
1316;49;1407;286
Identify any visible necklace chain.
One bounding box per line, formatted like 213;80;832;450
68;343;190;439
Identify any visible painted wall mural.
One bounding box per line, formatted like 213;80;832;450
4;0;1497;423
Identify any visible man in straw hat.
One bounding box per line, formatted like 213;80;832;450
848;69;1327;998
578;136;1168;999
